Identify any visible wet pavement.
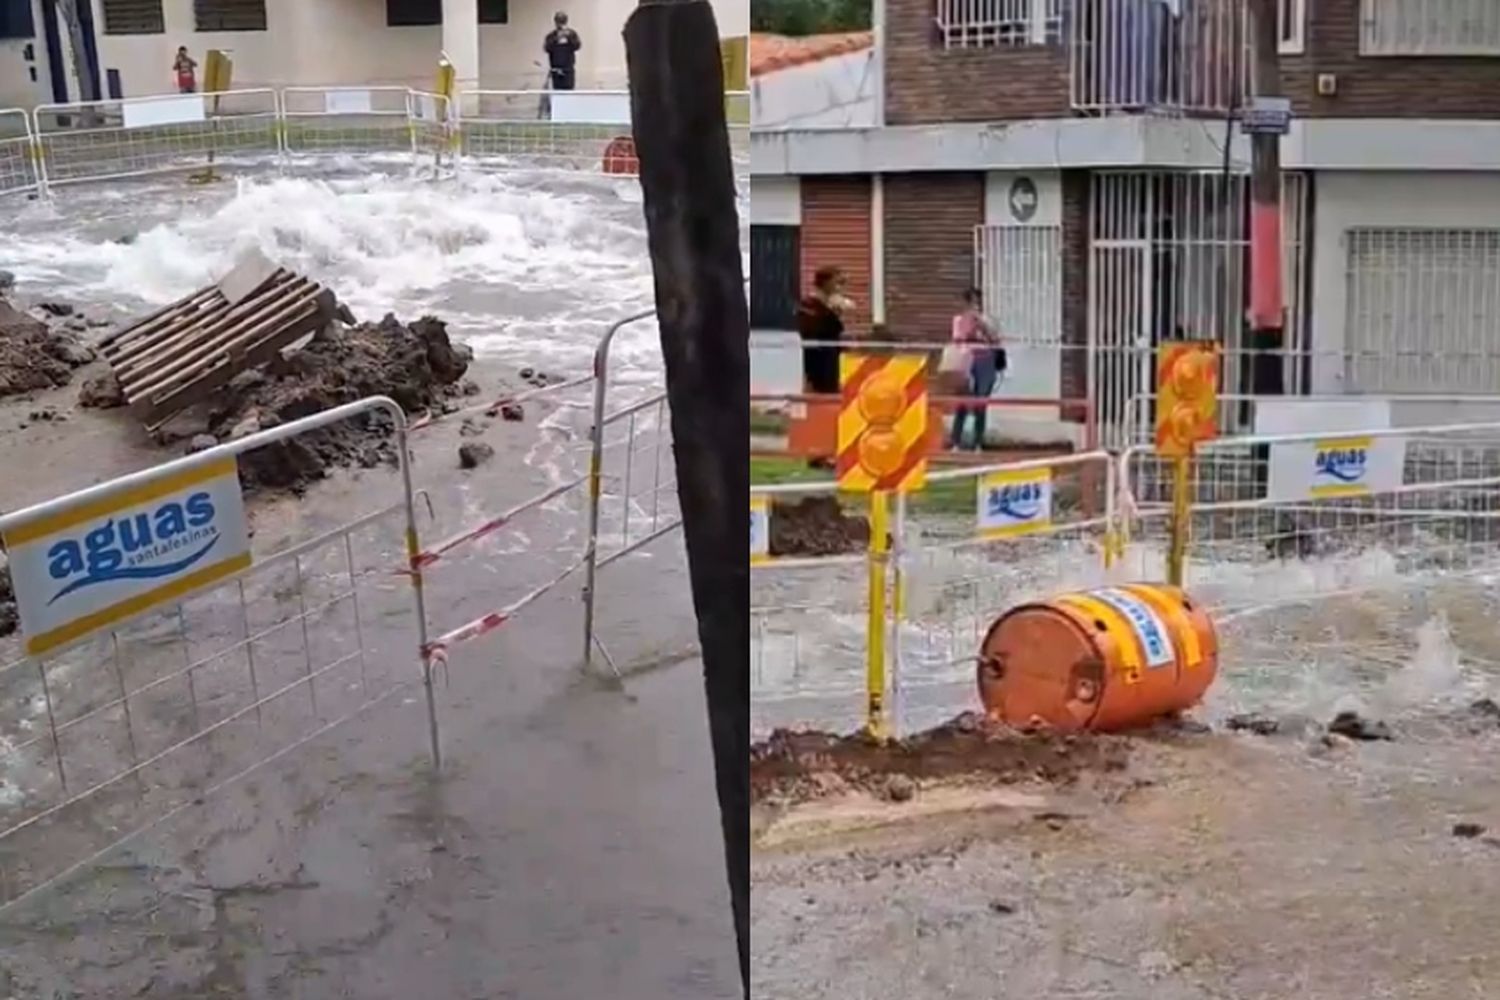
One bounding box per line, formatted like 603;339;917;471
753;728;1500;999
0;357;737;997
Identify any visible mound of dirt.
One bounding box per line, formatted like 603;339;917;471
163;313;473;493
770;495;870;558
751;712;1131;806
0;301;95;400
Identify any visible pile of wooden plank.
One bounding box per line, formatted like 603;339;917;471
97;251;336;430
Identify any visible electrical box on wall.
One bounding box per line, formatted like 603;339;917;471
1317;73;1338;97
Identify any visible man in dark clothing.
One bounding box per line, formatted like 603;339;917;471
796;266;850;395
544;12;582;91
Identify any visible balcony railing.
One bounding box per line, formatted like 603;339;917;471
929;0;1250;117
1070;0;1246;115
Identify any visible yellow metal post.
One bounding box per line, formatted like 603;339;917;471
866;490;890;739
1167;453;1191;586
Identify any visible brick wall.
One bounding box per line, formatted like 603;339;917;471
800;176;873;336
883;172;985;341
1282;0;1500;118
884;0;1070;125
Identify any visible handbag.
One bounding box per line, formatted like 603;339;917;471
939;344;972;377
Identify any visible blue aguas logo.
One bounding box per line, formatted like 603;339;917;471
987;480;1044;522
46;492;220;604
1314;444;1368;485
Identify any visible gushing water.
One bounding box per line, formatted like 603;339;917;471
0;166;682;381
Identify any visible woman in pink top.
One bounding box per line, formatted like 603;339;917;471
949;287;1003;450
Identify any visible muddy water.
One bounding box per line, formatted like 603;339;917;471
0;168;740;995
752;572;1500;999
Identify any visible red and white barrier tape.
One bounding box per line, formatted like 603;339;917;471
420;556;587;662
412;473;587;569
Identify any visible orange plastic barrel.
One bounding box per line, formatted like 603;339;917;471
602;136;639;175
976;583;1218;733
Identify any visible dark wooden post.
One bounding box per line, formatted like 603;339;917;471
624;2;749;993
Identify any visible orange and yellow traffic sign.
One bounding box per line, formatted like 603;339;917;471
835;354;928;493
1155;342;1219;457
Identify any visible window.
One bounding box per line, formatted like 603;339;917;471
194;0;266;32
480;0;508;24
0;0;35;39
1279;0;1305;54
102;0;165;35
1360;0;1500;55
935;0;1062;49
750;226;801;331
388;0;442;26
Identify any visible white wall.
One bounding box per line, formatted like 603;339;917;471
1310;171;1500;393
751;47;877;131
983;170;1061;228
750;175;800;225
0;0;49;110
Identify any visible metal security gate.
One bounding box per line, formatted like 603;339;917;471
974;224;1066;409
1345;228;1500;394
1088;170;1309;446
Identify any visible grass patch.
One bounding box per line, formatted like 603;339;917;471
749;456;974;517
749;409;789;436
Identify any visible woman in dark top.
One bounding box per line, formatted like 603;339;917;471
797;266;851;394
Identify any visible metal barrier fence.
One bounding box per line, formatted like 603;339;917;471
0;108;39;197
0;397;429;913
4;86;750;199
31;88;281;188
0;295;698;912
751;451;1116;736
279;85;422;156
786;337;1500;451
1117;421;1500;617
581;307;682;673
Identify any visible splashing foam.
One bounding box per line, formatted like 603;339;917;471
1;170;666;376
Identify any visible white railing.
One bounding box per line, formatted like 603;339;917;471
30;88;281;188
751;451;1116;736
279;85;424;155
1070;0;1246;115
1118;421;1500;614
0;108;39;198
2;86;751;200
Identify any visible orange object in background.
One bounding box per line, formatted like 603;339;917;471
976;583;1218;733
786;399;948;460
602;135;639;175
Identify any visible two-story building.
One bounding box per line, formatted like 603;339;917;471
1;0;749;108
751;0;1500;444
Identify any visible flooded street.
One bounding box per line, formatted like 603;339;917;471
752;564;1500;998
0;166;740;996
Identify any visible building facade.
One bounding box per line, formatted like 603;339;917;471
751;1;1500;444
0;0;750;108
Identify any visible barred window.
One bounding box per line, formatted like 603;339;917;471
1361;0;1500;55
935;0;1062;49
194;0;267;32
101;0;164;35
388;0;442;26
480;0;509;25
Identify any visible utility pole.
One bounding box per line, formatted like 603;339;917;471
624;1;749;994
1246;0;1287;400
